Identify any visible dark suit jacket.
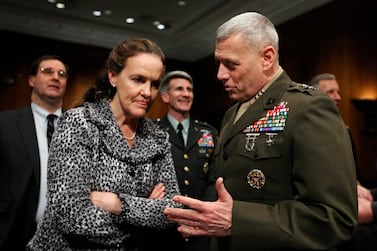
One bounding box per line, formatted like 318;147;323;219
154;116;218;251
212;72;357;251
0;105;40;251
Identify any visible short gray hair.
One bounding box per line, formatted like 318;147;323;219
216;12;279;53
159;70;193;93
308;73;336;88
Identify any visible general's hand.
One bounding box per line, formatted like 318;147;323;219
90;191;122;215
358;197;374;224
357;184;373;201
149;183;166;199
164;177;233;237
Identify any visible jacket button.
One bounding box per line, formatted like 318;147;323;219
203;162;209;173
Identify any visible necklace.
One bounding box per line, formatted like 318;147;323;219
124;132;136;141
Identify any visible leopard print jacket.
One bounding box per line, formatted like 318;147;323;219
27;100;182;250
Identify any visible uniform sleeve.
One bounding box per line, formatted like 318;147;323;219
231;95;358;250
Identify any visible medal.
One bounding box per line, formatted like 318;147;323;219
247;169;265;189
265;133;277;147
197;129;214;147
244;133;260;152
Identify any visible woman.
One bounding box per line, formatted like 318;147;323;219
27;38;182;250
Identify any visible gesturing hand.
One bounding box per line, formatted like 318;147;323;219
164;177;233;237
357;184;373;201
358;197;374;224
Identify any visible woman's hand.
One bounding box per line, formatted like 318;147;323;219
149;183;166;199
90;191;122;215
90;183;166;216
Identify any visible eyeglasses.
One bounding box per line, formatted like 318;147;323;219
39;67;68;79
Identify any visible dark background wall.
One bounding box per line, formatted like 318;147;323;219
1;0;376;186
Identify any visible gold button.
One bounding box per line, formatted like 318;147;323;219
184;154;189;159
184;180;190;185
203;162;209;173
184;166;190;172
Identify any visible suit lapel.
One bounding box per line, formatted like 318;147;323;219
17;106;40;185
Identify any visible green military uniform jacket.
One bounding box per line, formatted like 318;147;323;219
156;117;218;251
212;72;357;251
157;117;218;200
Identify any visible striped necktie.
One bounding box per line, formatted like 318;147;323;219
47;114;57;147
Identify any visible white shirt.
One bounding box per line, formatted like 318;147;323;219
31;102;62;222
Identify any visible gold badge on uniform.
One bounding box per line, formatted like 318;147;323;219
203;162;209;173
247;169;265;189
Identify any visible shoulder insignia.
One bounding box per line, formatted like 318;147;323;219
297;83;317;90
287;83;317;95
194;119;216;130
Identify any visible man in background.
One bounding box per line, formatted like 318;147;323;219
308;73;342;106
308;73;362;179
0;55;68;250
309;74;377;251
156;70;217;251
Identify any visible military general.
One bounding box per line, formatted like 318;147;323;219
164;12;357;251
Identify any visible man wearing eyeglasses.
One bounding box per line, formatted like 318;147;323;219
0;55;69;250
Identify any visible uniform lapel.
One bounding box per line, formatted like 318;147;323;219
186;120;202;150
160;116;184;149
219;72;291;146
